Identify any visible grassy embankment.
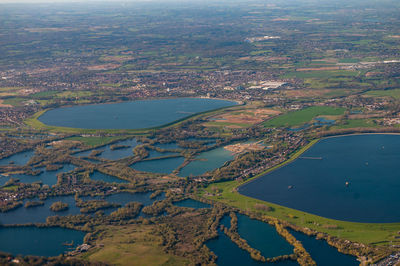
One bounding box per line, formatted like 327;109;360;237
201;139;400;245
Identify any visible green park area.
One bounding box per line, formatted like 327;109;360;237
263;106;346;127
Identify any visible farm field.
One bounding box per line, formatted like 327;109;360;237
263;106;346;127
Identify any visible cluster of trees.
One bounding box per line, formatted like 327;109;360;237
76;199;119;214
109;202;142;220
46;214;93;229
154;204;229;265
149;190;163;199
132;145;149;159
272;221;315;265
89;150;103;157
50;201;69;212
141;201;168;216
24;201;44;208
110;144;130;151
45;164;63;171
0;201;22;213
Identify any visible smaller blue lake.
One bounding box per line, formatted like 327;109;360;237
0;150;35;166
0;164;75;186
97;139;138;160
314;117;335;126
173;199;211;209
90;171;128;183
289;124;311;132
73;149;92;158
207;227;298;266
131;157;185;174
0;226;85;257
179;147;234;177
220;215;231;228
236;214;293;258
289;229;359;266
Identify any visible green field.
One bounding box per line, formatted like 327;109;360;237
333;119;378;129
2;97;27;107
364;89;400;99
263;106;346;127
82;225;188;266
205;121;252;128
65;136;120;147
282;70;359;79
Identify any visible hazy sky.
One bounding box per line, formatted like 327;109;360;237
0;0;166;3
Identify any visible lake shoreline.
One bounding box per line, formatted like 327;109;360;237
238;133;400;223
28;97;242;132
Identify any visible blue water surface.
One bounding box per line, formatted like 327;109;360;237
0;226;86;257
39;98;237;129
239;134;400;222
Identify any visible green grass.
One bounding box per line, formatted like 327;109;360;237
31;91;59;98
323;89;358;98
264;106;346;127
2;97;27;107
338;58;361;63
1;185;18;191
364;89;400;99
205;121;252;128
332;119;377;129
65;136;120;147
201;140;400;245
282;70;359;79
0;87;21;92
82;224;188;266
31;90;94;99
304;79;339;89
